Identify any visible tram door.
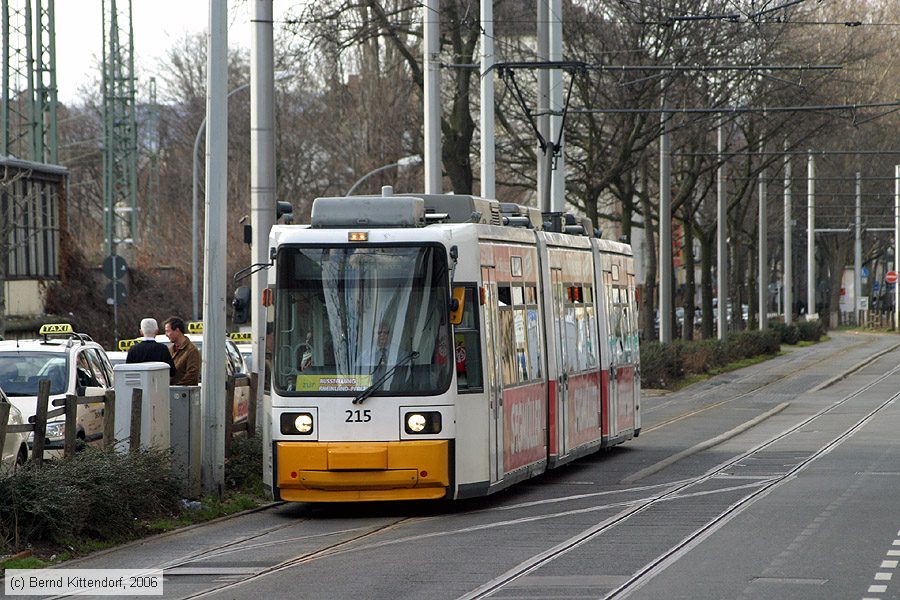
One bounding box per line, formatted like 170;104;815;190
603;268;621;440
481;265;504;483
605;264;636;435
550;266;570;456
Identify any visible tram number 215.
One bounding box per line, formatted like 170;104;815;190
346;409;372;423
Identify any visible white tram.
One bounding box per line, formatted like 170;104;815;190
262;189;640;502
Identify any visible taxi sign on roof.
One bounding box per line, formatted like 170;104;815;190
118;338;138;351
187;321;204;334
39;323;73;335
229;332;252;342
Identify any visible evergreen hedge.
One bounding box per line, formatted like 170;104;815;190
640;321;825;390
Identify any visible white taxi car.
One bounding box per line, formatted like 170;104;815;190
228;331;254;372
0;324;112;451
1;387;29;473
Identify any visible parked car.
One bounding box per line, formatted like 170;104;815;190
0;324;111;452
106;350;127;367
1;387;29;474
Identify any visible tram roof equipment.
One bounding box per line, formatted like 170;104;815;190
309;185;599;237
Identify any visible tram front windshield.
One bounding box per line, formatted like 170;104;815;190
274;245;453;396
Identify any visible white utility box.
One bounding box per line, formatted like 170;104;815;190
113;362;171;451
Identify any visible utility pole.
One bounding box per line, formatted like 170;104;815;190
250;0;276;420
783;141;792;325
549;0;564;212
480;0;494;200
807;152;815;319
659;96;672;343
536;0;550;212
758;139;767;331
854;172;862;326
201;0;227;498
423;0;440;194
895;165;899;329
717;120;727;339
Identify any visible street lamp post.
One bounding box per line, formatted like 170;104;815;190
191;73;288;320
192;83;249;321
346;155;422;196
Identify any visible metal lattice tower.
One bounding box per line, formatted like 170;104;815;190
146;76;160;236
33;0;57;163
1;0;57;163
2;0;35;160
102;0;137;255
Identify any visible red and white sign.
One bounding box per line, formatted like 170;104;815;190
886;271;898;284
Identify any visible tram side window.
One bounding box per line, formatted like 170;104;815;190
584;286;597;368
455;286;483;392
498;285;516;385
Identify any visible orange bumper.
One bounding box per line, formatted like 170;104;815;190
276;440;449;502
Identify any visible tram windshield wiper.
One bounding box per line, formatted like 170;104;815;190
352;351;419;405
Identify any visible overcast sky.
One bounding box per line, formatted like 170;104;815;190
54;1;295;104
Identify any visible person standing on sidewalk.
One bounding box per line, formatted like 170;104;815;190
126;318;176;377
164;316;201;386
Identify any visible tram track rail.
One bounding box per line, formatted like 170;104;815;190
179;517;413;600
41;336;900;600
457;349;900;599
642;336;899;435
138;345;900;600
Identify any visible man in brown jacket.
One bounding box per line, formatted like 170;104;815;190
164;316;201;385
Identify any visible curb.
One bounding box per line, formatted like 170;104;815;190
808;341;900;393
621;402;790;484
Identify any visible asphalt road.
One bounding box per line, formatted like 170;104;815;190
31;331;900;600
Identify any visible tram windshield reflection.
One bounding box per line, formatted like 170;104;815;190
274;244;453;396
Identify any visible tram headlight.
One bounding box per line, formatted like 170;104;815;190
280;412;314;435
404;411;442;435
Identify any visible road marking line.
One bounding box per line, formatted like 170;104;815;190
881;560;898;568
888;550;900;556
892;540;900;546
874;572;892;581
869;585;888;593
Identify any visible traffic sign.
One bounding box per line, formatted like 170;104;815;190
105;280;128;306
861;266;870;278
887;271;899;284
103;254;128;280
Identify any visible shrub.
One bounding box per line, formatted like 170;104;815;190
0;448;182;552
640;341;683;388
226;433;263;492
770;322;801;345
797;319;825;342
680;339;724;374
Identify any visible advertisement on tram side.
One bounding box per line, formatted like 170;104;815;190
566;371;602;448
502;382;547;472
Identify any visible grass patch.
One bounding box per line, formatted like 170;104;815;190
2;556;49;570
708;352;778;375
146;492;266;534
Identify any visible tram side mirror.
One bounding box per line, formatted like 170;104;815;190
277;201;294;224
449;287;466;325
233;286;251;324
